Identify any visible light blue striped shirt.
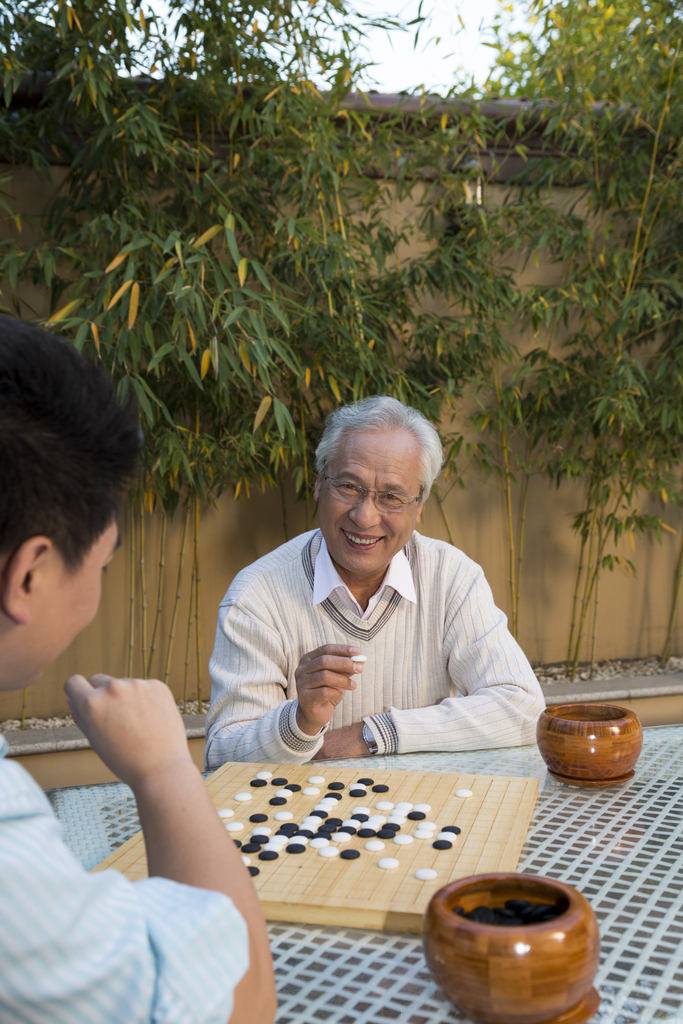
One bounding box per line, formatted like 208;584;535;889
0;736;249;1023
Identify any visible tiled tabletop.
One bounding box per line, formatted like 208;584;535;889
48;727;683;1024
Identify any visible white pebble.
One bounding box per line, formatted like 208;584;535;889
365;840;385;852
310;837;330;849
350;654;367;662
225;822;244;832
378;857;400;870
263;842;283;852
315;804;333;812
387;815;407;825
242;855;251;866
255;771;273;780
393;834;414;846
292;835;309;846
274;811;294;821
234;792;252;802
252;827;272;836
394;802;413;813
353;806;372;815
415;868;438;881
275;789;293;799
217;809;234;819
303;816;322;825
368;815;387;826
308;775;326;784
455;789;473;798
437;831;457;842
413;804;432;813
343;819;363;828
375;801;394;811
319;800;338;809
303;787;320;796
423;822;437;830
318;846;340;858
331;831;352;843
414;830;435;840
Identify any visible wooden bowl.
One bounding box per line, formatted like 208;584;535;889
537;703;643;786
423;873;600;1024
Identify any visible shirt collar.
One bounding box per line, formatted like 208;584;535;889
312;536;417;608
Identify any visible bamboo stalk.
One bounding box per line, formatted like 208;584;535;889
20;687;27;730
146;514;167;677
662;528;683;664
501;426;517;637
514;472;530;638
433;486;456;546
565;539;586;675
127;505;136;676
301;398;310;531
194;498;203;713
164;507;190;687
183;560;195;715
139;507;148;675
279;473;290;541
570;500;600;680
589;555;602;679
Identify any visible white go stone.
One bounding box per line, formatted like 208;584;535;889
274;811;294;821
393;834;414;846
225;822;244;832
241;856;251;866
413;803;432;813
375;801;394;811
318;846;340;858
303;787;320;796
350;654;367;663
455;789;474;798
343;819;363;828
422;822;438;830
415;868;438;881
292;835;310;846
252;827;272;836
255;771;273;780
437;832;457;842
394;802;413;813
414;830;435;840
275;789;293;799
308;775;326;784
303;816;322;825
378;857;400;870
217;809;234;819
263;842;282;852
387;815;407;826
233;792;252;802
368;816;387;826
314;804;332;812
365;840;385;852
331;831;352;843
353;806;372;815
309;837;330;849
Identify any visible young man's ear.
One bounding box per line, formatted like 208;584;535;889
0;537;54;625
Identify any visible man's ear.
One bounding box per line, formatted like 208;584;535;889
0;537;55;625
415;503;423;527
313;474;323;502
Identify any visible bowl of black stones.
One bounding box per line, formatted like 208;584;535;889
423;872;600;1024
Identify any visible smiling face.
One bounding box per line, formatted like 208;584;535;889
314;428;424;587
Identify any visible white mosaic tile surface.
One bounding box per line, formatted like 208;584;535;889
47;727;683;1024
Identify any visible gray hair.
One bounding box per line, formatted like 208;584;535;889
315;395;444;498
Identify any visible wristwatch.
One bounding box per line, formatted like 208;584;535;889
362;722;379;755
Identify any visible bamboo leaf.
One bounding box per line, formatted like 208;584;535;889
107;279;133;311
193;224;222;248
238;341;252;372
253;395;272;431
328;374;342;402
178;346;204;389
200;348;211;379
47;298;81;323
127;282;140;329
238;257;248;287
105;251;128;274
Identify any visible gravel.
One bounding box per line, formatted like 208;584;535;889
1;700;207;731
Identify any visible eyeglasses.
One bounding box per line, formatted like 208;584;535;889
323;475;422;514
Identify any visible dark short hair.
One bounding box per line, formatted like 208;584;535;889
0;317;141;568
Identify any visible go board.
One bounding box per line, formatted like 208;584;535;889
92;762;538;932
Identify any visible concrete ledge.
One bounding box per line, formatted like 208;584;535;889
542;674;683;705
2;713;206;758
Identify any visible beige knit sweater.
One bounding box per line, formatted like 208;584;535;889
205;530;544;767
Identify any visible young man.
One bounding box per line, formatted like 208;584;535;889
0;317;276;1024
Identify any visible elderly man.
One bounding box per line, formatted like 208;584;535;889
205;396;544;766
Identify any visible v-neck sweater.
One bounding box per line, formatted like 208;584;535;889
205;530;544;767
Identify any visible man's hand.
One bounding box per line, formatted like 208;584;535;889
64;673;192;789
312;722;369;760
295;644;364;735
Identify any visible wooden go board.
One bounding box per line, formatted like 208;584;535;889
92;762;538;932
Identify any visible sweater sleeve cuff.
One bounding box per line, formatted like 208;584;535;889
278;700;327;754
364;713;399;755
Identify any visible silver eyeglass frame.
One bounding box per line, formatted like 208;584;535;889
323;474;422;512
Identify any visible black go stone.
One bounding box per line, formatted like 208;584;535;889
383;822;401;832
286;844;307;854
407;811;426;820
319;823;337;833
313;832;331;840
270;777;288;786
251;835;268;845
323;792;342;801
376;829;395;839
433;839;453;850
250;779;267;787
278;823;299;832
442;825;462;835
353;814;369;823
338;826;356;835
314;809;328;819
276;829;294;837
248;866;260;877
259;850;279;861
269;797;287;806
358;828;376;838
349;788;367;797
357;778;374;786
326;818;343;827
295;829;313;839
467;906;497;925
233;839;242;848
284;783;301;792
372;784;389;793
250;813;268;823
327;781;345;790
340;849;361;860
242;843;261;853
453;899;564;927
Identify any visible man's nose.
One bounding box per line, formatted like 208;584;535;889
349;494;382;528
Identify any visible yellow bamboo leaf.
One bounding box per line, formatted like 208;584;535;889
226;213;235;232
328;374;341;402
556;66;564;86
106;278;133;311
661;487;668;503
629;529;635;551
127;282;140;329
238;257;248;286
144;489;154;514
661;522;677;534
194;224;222;248
47;298;81;323
200;348;211;379
304;367;311;389
253;395;272;432
186;319;197;353
264;85;282;102
238;341;252;372
234;480;242;500
440;113;448;131
139;9;146;31
105;251;128;273
90;321;100;354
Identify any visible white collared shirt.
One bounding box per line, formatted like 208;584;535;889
312;536;417;620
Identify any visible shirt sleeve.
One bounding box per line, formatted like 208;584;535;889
386;561;545;753
205;591;325;767
0;759;249;1024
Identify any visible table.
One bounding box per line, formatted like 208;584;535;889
48;726;683;1024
